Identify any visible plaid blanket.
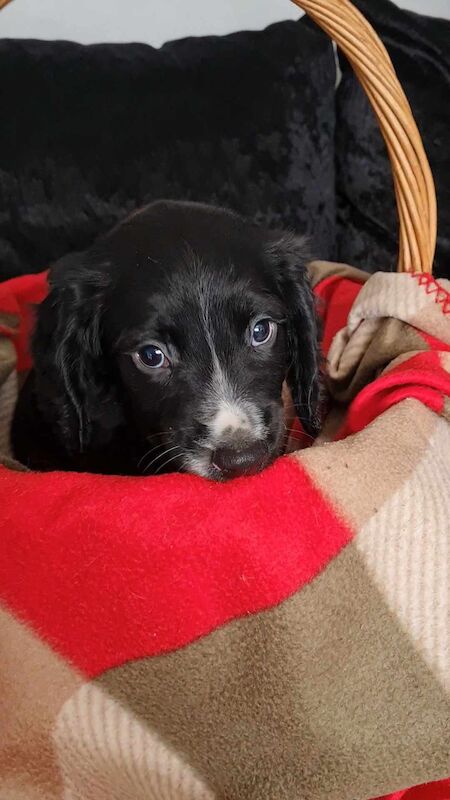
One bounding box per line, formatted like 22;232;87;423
0;262;449;800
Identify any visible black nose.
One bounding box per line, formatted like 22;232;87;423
211;441;269;478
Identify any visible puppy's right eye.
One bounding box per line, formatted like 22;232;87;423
251;318;277;347
134;345;170;370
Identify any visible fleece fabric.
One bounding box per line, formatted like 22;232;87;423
0;261;449;800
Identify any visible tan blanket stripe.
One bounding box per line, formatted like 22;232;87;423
0;608;83;800
1;261;449;799
89;544;450;800
307;260;370;289
335;273;450;347
299;400;437;529
0;337;17;460
326;319;427;403
355;414;450;691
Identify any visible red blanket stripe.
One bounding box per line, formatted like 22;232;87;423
1;270;449;800
336;352;450;441
0;458;353;676
0;270;48;372
376;777;450;800
314;273;363;356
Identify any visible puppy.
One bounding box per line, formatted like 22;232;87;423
12;201;321;479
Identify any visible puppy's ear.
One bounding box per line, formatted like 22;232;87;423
32;252;121;456
267;233;322;437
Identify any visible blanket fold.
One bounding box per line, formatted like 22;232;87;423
0;261;449;800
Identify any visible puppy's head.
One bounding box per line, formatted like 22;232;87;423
33;201;321;478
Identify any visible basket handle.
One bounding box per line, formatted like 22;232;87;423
292;0;436;274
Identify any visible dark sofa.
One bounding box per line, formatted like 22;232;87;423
0;0;448;282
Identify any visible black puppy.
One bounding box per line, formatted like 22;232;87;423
12;201;321;479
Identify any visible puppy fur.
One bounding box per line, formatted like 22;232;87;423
12;201;321;479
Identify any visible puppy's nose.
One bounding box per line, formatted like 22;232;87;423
211;441;268;478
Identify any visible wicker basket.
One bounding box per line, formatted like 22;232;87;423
293;0;437;274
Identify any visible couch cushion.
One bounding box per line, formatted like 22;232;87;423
0;19;336;280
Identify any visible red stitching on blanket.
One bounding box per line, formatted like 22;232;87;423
411;273;450;314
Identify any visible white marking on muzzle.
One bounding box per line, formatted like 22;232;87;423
197;266;265;447
210;400;252;439
207;361;265;445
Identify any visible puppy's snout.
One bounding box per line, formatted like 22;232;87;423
211;441;268;479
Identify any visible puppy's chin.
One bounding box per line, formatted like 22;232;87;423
182;451;219;481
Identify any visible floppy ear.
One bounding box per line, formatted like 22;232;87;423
32;252;122;457
267;233;322;437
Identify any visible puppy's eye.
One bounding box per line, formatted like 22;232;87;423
135;344;170;370
251;319;277;347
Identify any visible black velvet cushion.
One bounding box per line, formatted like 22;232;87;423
0;20;336;280
335;0;450;278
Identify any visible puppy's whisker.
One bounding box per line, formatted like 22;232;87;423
192;439;212;450
144;444;183;474
137;442;167;471
145;431;171;442
288;432;315;442
283;423;315;444
155;450;184;475
145;427;195;442
291;401;313;411
284;421;315;436
139;429;197;471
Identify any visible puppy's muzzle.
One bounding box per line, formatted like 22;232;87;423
211;440;269;479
